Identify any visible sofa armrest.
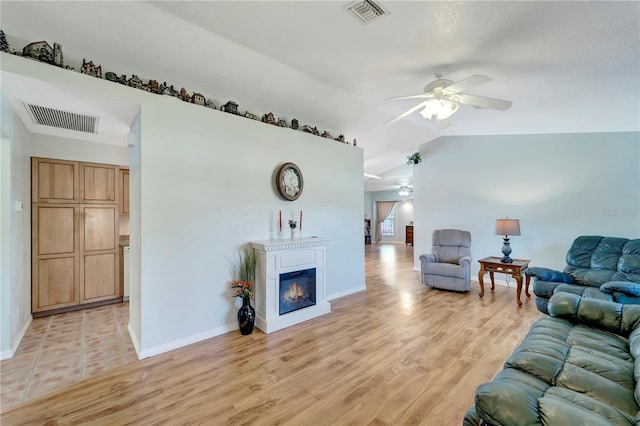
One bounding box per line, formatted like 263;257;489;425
526;266;574;283
459;256;471;269
548;293;640;336
600;281;640;297
419;253;436;264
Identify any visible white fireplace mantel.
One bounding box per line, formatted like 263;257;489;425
251;237;331;333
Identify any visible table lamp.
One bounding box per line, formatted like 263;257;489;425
495;218;521;263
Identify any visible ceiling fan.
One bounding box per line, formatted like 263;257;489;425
384;67;512;126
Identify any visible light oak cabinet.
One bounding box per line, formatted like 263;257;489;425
32;158;79;203
31;158;121;314
81;205;119;303
82;163;118;203
32;204;80;311
32;158;120;204
120;168;129;215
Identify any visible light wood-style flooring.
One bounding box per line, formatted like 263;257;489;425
1;243;542;425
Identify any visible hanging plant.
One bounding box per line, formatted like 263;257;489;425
406;152;422;165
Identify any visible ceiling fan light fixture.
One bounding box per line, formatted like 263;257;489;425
398;186;411;197
419;98;460;121
437;98;460;120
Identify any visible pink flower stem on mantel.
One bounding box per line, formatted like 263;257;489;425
300;210;303;232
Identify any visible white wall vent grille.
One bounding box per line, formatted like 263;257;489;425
345;0;388;24
23;103;100;134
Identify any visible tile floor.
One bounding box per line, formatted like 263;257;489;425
0;302;136;412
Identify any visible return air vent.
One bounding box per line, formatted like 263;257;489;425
23;103;100;134
345;0;388;24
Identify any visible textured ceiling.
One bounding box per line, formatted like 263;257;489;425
1;1;639;191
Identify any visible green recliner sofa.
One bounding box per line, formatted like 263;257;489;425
528;235;640;314
464;293;640;426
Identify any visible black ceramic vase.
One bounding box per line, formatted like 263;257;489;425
238;296;255;335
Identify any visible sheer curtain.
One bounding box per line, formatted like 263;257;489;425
375;201;397;243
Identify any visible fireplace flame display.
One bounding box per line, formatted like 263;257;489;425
279;268;317;315
284;282;307;303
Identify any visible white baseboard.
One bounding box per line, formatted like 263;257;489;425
327;285;366;301
138;322;237;359
0;316;32;360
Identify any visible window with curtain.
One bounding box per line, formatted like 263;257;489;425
381;205;395;236
375;200;397;243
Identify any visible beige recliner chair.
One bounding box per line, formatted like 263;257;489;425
420;229;472;292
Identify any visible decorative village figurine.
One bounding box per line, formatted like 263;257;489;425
291;118;299;130
205;99;217;110
127;75;143;89
161;83;179;97
222;101;239;115
321;130;333;139
262;112;276;125
244;111;258;120
179;88;191;102
191;92;205;106
105;72;127;85
80;58;102;78
277;118;288;127
105;72;118;82
0;30;9;53
23;41;64;67
302;125;320;135
147;80;160;94
335;134;345;143
352;138;357;146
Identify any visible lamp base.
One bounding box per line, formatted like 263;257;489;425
500;237;513;263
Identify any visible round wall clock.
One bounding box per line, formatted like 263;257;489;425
275;162;303;201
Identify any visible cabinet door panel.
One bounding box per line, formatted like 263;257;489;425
32;158;78;203
83;253;117;300
121;169;130;215
82;164;117;202
83;206;117;252
36;205;76;255
36;256;78;309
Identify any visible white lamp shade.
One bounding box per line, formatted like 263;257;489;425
495;218;521;236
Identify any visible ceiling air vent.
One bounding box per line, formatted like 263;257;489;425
23;103;100;134
345;0;388;24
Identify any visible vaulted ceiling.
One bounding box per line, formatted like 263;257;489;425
1;1;639;191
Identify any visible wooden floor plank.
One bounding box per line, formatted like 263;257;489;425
0;243;542;425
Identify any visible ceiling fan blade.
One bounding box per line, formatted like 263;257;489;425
386;94;431;101
444;75;491;93
457;94;512;111
384;101;428;126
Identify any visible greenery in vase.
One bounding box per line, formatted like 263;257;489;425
288;219;297;229
230;247;257;298
406;152;422;165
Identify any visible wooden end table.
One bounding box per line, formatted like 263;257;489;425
478;256;531;306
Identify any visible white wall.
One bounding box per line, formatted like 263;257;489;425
2;53;365;359
0;94;32;359
414;133;640;276
138;98;364;355
367;190;414;243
